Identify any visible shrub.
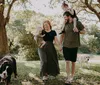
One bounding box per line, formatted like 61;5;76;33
79;45;91;53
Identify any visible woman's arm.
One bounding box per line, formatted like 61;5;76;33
54;34;65;51
54;36;60;45
60;33;65;45
54;36;62;50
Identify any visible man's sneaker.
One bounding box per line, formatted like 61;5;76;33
65;76;73;84
65;76;70;84
69;76;73;83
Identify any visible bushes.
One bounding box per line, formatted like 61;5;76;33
79;45;91;53
7;26;39;60
79;25;100;54
7;10;100;60
16;33;39;61
18;47;39;61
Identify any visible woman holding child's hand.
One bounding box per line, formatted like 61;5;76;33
38;20;60;81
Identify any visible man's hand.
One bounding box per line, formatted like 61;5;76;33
80;29;85;34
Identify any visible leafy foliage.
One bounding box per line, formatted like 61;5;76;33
79;25;100;54
7;10;39;60
7;9;100;60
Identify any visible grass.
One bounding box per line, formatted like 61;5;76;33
0;61;100;85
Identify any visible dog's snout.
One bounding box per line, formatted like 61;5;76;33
2;71;7;79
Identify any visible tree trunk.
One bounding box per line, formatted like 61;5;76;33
0;1;9;58
0;21;9;56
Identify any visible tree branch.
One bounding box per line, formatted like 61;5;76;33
0;0;5;14
85;0;100;21
5;0;17;25
89;0;92;5
84;8;94;14
80;0;85;4
79;17;99;23
97;0;100;3
77;9;85;14
67;0;78;3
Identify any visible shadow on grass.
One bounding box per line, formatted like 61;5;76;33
1;61;100;85
9;62;82;85
84;64;100;73
8;62;41;85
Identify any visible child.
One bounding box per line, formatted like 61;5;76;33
34;27;46;48
61;1;78;32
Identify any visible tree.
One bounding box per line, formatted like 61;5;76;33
82;0;100;21
0;0;27;57
51;0;100;21
70;0;100;21
0;0;17;57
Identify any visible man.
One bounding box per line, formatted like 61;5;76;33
60;11;85;84
61;1;79;33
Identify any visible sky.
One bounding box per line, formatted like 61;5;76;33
16;0;100;27
29;0;63;15
29;0;100;26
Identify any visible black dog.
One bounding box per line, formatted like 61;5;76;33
0;54;17;85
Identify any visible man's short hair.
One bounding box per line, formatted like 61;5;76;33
63;11;73;17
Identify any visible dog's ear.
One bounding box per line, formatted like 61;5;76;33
0;66;2;72
0;76;1;81
0;62;8;71
0;74;2;76
0;74;2;79
7;66;13;75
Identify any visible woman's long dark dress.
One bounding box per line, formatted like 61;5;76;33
40;30;60;77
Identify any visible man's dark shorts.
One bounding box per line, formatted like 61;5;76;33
63;47;78;62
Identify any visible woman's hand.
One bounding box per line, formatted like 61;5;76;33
59;46;63;52
54;36;63;51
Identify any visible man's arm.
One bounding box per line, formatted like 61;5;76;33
79;29;85;34
78;21;85;34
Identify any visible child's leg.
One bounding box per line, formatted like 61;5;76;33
73;18;79;32
40;41;46;48
73;18;77;28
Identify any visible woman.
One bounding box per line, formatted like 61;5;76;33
38;20;60;81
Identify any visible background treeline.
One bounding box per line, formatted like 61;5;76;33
7;10;100;61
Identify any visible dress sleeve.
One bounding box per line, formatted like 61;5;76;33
53;30;57;36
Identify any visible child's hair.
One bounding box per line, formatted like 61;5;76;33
62;1;68;7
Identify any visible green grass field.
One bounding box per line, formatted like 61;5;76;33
1;61;100;85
